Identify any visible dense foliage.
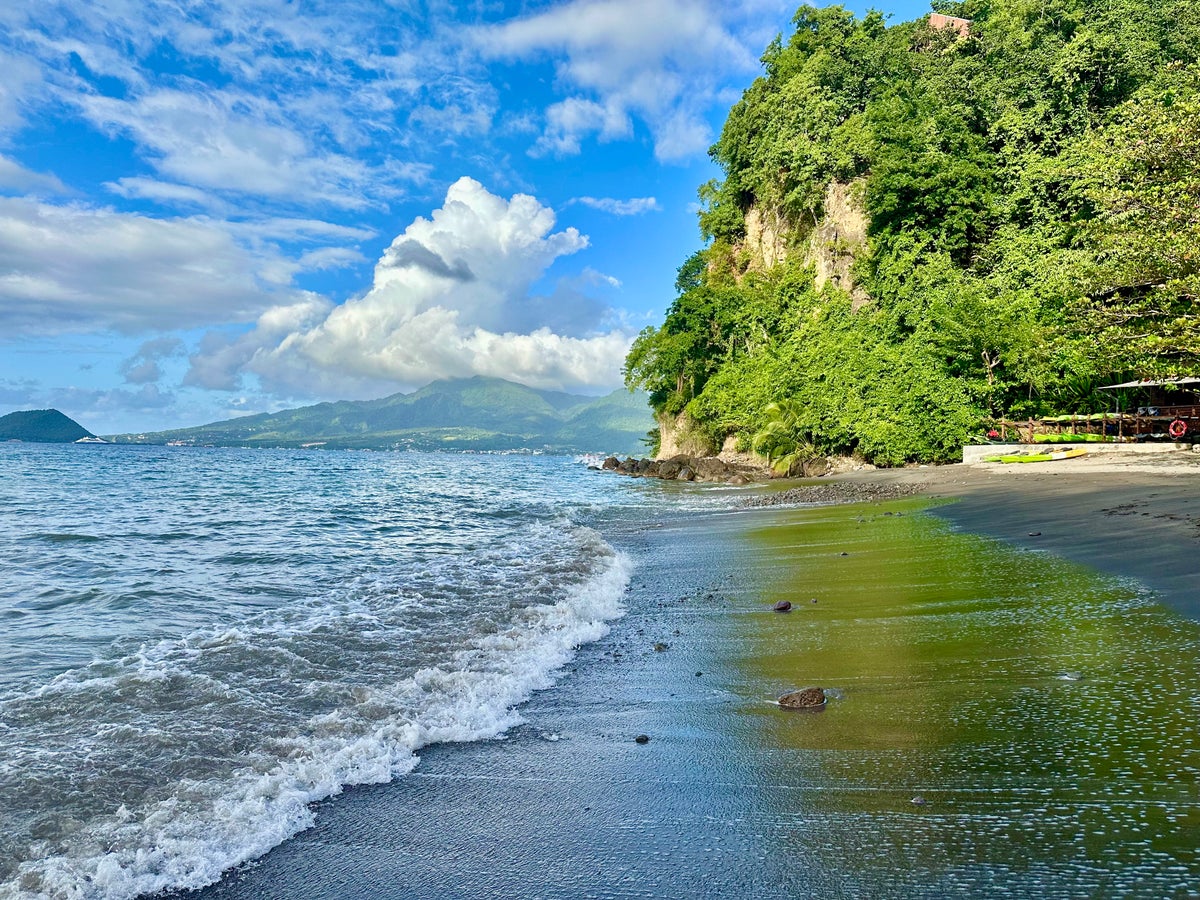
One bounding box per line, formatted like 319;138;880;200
625;0;1200;465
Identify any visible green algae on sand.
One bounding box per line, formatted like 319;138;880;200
729;498;1200;895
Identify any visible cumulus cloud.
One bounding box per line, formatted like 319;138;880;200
572;196;661;216
120;336;185;384
188;177;635;397
0;198;295;335
480;0;775;161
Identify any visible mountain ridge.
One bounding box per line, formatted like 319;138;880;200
111;376;652;454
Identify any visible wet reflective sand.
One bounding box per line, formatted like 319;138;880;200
187;498;1200;899
732;498;1200;896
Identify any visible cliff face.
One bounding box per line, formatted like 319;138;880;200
656;411;717;459
808;181;870;310
656;180;872;460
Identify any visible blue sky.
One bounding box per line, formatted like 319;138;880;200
0;0;930;434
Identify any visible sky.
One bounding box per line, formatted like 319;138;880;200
0;0;930;434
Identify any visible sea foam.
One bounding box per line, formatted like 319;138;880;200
0;524;629;900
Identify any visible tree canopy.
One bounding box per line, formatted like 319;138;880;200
626;0;1200;464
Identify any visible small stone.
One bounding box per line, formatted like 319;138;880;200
634;734;650;744
839;552;849;557
695;671;703;677
911;795;928;806
811;598;818;603
778;687;827;710
653;642;669;652
1028;531;1042;536
772;600;792;612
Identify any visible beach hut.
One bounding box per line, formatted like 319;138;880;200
1099;377;1200;440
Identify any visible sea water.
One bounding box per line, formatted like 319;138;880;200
0;445;654;899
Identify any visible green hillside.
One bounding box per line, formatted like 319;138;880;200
113;377;652;455
625;0;1200;465
0;409;92;443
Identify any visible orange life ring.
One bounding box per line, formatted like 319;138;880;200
1169;419;1188;439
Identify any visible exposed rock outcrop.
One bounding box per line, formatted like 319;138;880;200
602;454;765;485
656;411;717;459
808;181;870;311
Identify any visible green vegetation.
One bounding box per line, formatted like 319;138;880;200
0;409;92;443
625;0;1200;465
112;377;653;454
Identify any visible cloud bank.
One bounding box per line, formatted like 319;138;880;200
188;178;635;397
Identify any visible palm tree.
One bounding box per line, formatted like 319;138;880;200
751;400;816;476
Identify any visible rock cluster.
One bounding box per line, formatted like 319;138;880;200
601;454;762;485
741;481;924;507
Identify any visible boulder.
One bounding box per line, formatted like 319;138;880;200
602;456;620;470
657;460;682;479
778;687;827;710
728;474;750;486
676;466;695;481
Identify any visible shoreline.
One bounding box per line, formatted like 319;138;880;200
822;452;1200;619
182;455;1200;898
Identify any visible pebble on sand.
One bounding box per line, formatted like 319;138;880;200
777;687;827;710
634;734;650;744
773;600;792;612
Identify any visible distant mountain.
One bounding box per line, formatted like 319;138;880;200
112;377;654;454
0;409;93;443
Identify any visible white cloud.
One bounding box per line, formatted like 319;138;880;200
532;97;631;156
0;155;68;195
188;177;635;397
106;177;220;208
78;89;395;209
0;50;44;139
119;336;185;384
572;195;661;216
480;0;772;161
0;198;298;334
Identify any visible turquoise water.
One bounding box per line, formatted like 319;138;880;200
0;445;659;899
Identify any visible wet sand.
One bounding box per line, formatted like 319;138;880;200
184;507;851;899
833;452;1200;618
183;454;1200;899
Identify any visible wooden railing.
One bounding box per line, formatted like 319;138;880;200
988;409;1200;443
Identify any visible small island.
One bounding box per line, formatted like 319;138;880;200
0;409;94;443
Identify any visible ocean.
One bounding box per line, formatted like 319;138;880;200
7;445;1200;899
0;444;666;899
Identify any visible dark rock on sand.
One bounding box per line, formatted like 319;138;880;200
599;454;763;485
772;600;792;612
634;734;650;744
778;687;827;710
653;642;669;652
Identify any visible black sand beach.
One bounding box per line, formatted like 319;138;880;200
185;457;1200;899
187;507;849;899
